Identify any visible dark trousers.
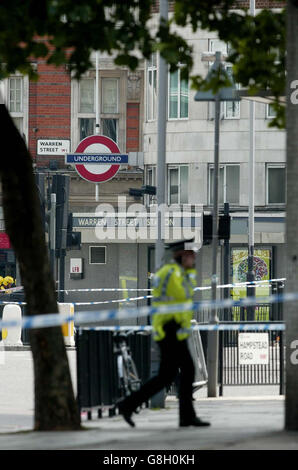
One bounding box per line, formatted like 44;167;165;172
122;321;196;421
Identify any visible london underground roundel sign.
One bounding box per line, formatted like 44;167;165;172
66;135;128;183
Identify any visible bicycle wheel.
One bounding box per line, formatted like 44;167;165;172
122;355;141;394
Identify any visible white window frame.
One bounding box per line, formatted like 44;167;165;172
208;40;240;120
209;164;240;205
9;76;23;113
266;164;286;205
75;73;121;145
168;165;189;204
89;246;107;265
146;53;157;122
145;165;157;205
101;78;119;114
168;67;189;120
266;103;276;119
1;75;29;142
79;78;95;113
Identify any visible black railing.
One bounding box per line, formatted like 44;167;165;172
218;325;285;396
76;329;151;418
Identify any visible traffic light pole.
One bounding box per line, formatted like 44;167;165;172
207;72;221;398
150;0;168;410
50;193;56;277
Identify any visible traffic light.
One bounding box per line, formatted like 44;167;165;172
51;174;70;251
66;213;81;250
35;173;46;230
141;185;156;195
129;185;156;198
203;213;231;245
129;188;143;198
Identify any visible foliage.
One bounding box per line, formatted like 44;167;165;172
0;0;286;127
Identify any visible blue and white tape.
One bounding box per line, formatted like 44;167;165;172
0;277;285;306
57;277;286;293
0;295;152;306
73;295;152;306
0;291;294;332
79;323;285;332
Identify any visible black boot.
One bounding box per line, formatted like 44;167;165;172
180;416;210;427
117;399;135;428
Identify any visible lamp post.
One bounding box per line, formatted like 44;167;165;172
195;51;240;397
155;0;168;272
246;0;256;319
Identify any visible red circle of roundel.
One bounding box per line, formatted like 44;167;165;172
74;135;121;183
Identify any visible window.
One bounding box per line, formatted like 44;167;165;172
102;78;118;114
77;76;120;143
147;53;157;121
146;166;156;204
102;118;117;142
9;77;22;112
8;77;25;135
209;164;240;205
208;40;240;120
168;165;189;204
266;103;277;119
267;165;286;204
147;166;156;187
89;246;106;264
79;117;95;140
168;69;189;119
80;79;94;113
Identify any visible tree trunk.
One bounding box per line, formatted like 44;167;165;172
0;105;80;430
285;0;298;431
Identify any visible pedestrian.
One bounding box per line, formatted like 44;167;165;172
117;239;210;428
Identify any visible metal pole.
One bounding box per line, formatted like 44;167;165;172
155;0;168;271
95;51;100;135
207;51;221;397
50;193;56;277
223;202;230;315
247;0;256;318
95;51;100;201
151;0;168;409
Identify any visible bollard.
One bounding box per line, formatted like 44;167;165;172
2;304;23;346
58;303;75;346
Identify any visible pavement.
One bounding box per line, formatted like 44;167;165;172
0;349;298;451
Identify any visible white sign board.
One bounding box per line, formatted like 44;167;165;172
238;332;269;365
70;258;83;274
37;139;70;155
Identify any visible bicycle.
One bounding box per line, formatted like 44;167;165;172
113;330;142;399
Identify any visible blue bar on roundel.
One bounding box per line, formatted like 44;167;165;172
65;153;129;164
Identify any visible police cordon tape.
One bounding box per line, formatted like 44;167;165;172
0;295;152;306
0;278;286;306
56;277;285;293
78;323;285;332
0;291;294;332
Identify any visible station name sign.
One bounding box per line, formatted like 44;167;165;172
73;215;200;228
66;153;129;164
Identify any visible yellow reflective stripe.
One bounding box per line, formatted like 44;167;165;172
161;267;175;297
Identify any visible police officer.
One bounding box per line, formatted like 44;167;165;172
117;239;210;428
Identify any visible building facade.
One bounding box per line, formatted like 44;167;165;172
0;1;287;310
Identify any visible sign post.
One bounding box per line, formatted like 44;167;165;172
66;135;128;183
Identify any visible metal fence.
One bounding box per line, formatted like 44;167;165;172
218;326;285;395
193;281;285;395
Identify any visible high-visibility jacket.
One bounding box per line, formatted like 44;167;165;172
152;262;197;341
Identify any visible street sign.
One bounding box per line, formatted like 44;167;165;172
66;135;128;183
37;139;70;156
238;332;269;365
